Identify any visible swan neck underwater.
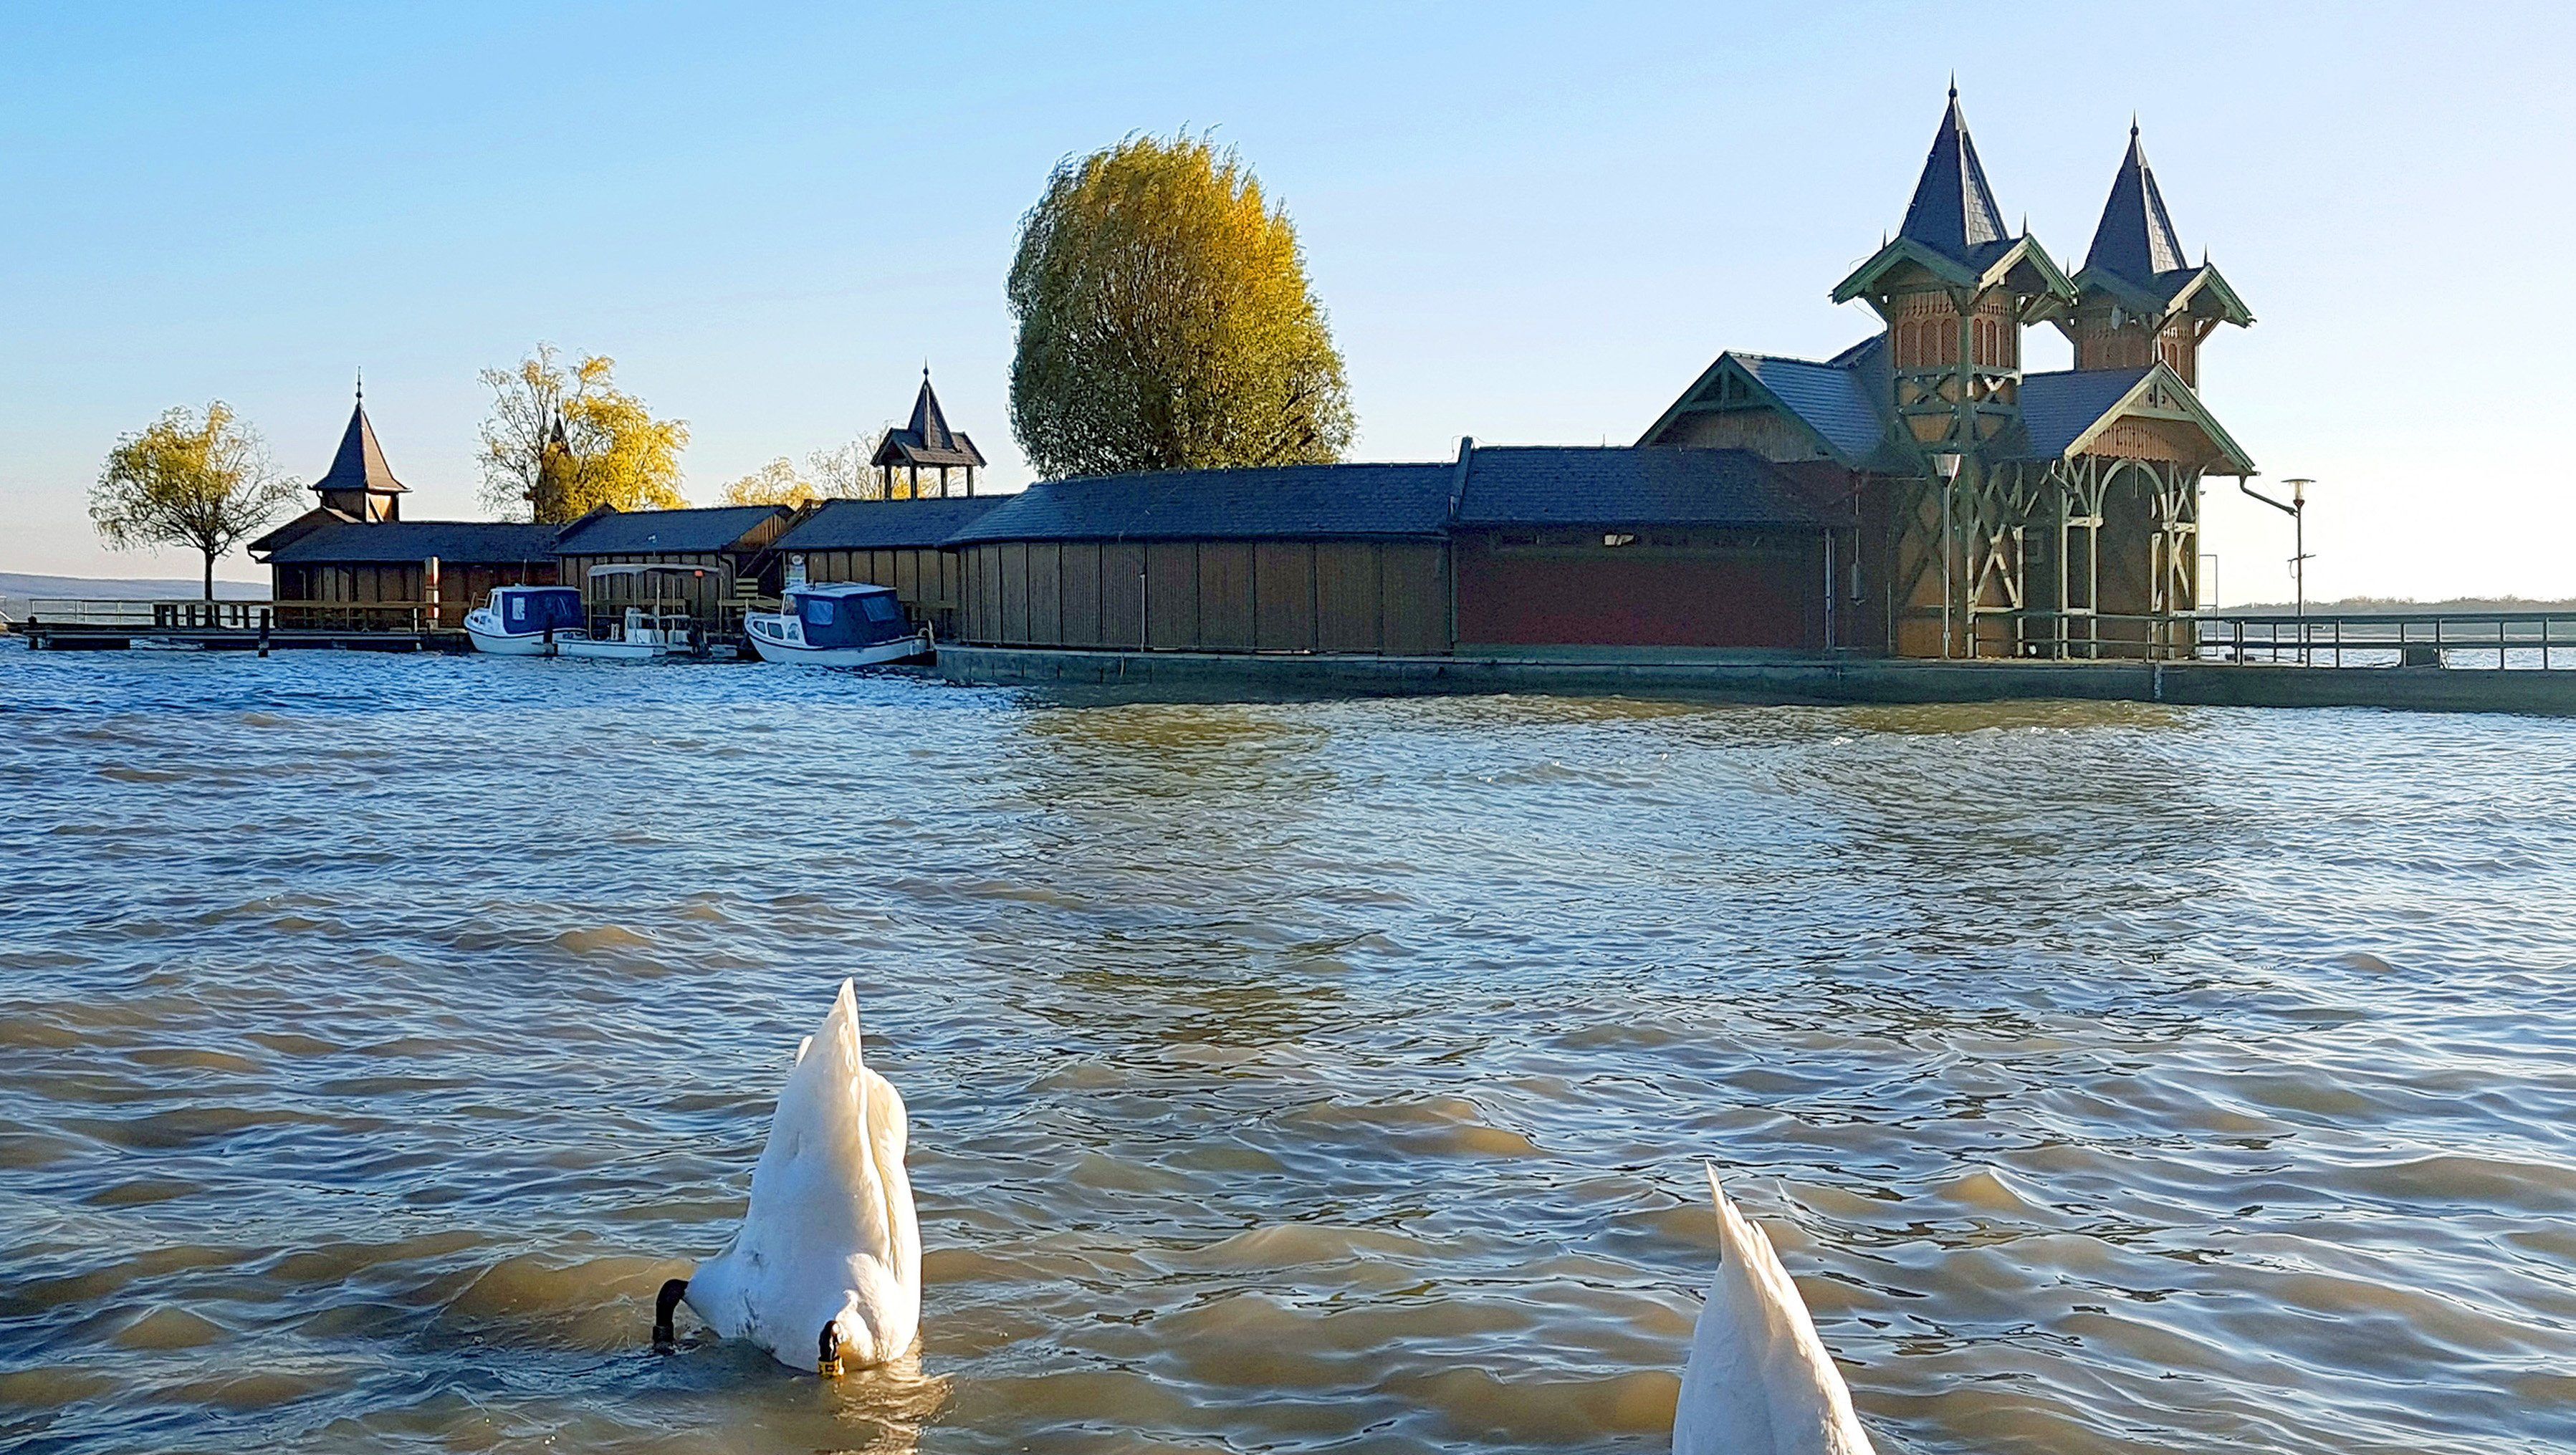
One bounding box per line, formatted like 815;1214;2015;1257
1675;1166;1877;1455
663;979;921;1375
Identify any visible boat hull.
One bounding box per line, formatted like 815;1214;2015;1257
747;630;929;668
553;639;666;661
464;624;561;656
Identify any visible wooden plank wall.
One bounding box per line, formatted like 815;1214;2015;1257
960;539;1452;656
802;547;969;635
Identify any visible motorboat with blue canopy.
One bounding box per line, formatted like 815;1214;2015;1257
464;585;590;656
746;582;929;667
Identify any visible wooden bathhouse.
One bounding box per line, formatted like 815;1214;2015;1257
1640;89;2255;659
249;388;563;626
947;446;1843;656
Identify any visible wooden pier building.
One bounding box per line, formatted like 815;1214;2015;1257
946;446;1845;656
548;504;796;633
944;88;2257;665
249;389;563;628
1642;90;2256;659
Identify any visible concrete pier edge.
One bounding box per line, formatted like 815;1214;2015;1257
936;646;2576;716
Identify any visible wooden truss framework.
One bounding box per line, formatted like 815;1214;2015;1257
1893;455;2204;661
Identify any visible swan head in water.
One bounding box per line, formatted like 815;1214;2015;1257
654;979;921;1375
1674;1166;1875;1455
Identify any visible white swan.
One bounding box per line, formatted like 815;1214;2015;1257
654;979;921;1375
1675;1166;1876;1455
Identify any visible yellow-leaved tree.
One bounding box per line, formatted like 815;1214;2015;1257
717;436;890;506
478;345;689;523
718;458;818;506
1007;133;1353;479
90;403;303;598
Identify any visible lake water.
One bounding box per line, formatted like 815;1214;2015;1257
4;643;2573;1454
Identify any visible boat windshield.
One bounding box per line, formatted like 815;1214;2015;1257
499;588;585;633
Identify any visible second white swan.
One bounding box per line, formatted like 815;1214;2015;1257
655;979;921;1375
1674;1166;1876;1455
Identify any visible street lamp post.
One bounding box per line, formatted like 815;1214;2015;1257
2240;476;2314;661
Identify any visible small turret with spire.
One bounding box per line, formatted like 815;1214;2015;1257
310;372;408;522
2059;120;2253;385
1831;85;2075;456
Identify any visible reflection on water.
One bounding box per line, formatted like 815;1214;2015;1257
3;645;2575;1454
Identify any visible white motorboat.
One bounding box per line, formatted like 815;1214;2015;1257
555;605;697;661
462;585;590;656
746;582;929;667
542;564;708;661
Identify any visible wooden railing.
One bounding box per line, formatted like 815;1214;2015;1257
268;600;472;630
1955;609;2576;669
29;597;278;628
23;599;488;632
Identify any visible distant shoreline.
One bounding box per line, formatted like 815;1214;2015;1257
1;572;269;618
2222;597;2576;615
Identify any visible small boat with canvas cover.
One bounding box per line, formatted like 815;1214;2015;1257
745;582;929;667
462;585;590;656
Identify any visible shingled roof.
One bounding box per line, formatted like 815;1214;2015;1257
772;495;1009;552
2014;368;2153;461
2084;124;2188;295
311;393;407;497
1900;85;2014;269
1637;335;1915;473
264;519;562;565
952;464;1453;544
2008;365;2256;473
550;504;792;554
872;373;987;471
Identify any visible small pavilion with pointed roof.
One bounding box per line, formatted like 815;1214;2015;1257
309;375;409;522
1642;86;2259;661
871;370;987;499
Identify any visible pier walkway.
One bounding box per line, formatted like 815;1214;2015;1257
941;615;2576;719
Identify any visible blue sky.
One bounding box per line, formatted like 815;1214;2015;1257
4;2;2570;601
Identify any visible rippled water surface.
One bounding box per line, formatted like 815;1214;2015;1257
4;645;2575;1455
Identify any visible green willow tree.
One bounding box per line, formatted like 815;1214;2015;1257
1007;133;1354;479
478;345;689;523
90;403;303;598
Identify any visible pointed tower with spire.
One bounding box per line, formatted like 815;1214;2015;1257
871;368;989;499
2059;122;2253;385
309;373;408;522
1831;85;2076;458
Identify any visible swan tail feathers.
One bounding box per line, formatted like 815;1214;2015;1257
1675;1164;1876;1455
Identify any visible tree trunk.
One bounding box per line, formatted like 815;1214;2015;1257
203;551;216;602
